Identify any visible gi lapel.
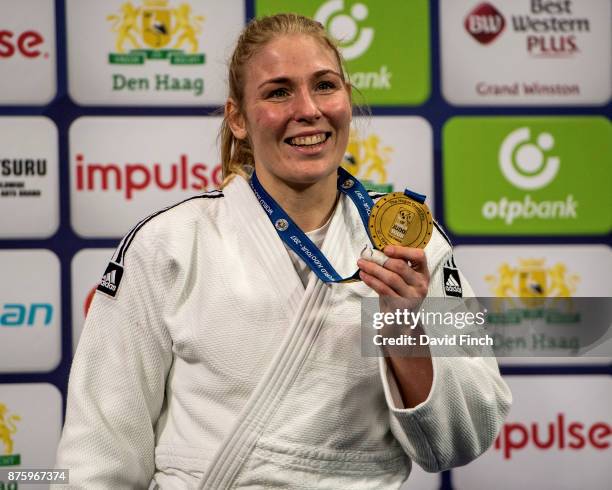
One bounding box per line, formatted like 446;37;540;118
223;175;304;317
197;178;351;489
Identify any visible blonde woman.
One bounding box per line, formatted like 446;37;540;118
57;14;511;489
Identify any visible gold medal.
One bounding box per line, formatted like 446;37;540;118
368;192;433;250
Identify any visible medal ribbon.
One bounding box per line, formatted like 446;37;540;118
250;167;375;284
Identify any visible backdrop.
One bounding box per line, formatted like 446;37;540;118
1;1;610;489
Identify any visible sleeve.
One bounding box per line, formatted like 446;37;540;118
378;246;512;472
55;235;173;489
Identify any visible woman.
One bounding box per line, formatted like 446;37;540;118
56;14;511;489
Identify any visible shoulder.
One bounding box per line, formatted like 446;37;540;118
96;189;225;300
112;189;225;267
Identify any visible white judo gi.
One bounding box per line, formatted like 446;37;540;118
56;174;511;489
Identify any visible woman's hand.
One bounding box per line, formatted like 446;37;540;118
357;245;433;408
357;245;430;301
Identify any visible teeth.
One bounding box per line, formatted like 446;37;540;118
289;133;327;146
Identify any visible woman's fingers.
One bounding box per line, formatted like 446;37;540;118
357;246;430;298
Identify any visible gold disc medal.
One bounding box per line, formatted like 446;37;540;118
368;192;433;250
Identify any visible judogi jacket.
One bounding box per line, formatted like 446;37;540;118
56;175;511;489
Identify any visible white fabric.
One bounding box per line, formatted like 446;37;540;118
55;175;511;489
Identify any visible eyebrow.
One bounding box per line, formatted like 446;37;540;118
257;69;343;90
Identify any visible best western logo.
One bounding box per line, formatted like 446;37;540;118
495;414;611;460
0;29;48;59
465;0;588;57
443;117;611;235
465;3;506;44
514;0;586;57
75;153;221;200
0;303;53;327
106;0;205;96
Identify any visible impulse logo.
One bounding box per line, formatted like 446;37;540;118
495;414;611;459
75;153;222;199
0;29;48;59
464;3;506;45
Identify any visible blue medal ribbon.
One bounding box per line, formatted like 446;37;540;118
250;167;375;284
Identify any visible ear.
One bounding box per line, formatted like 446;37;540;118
225;98;247;140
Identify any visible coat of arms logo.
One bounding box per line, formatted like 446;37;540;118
107;0;205;64
0;403;21;466
342;129;393;193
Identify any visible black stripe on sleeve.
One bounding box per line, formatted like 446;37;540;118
116;191;223;265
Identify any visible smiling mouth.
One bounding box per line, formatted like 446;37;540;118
285;132;331;147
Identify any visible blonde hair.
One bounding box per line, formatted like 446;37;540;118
220;13;348;186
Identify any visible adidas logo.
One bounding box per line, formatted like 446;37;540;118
445;274;461;292
100;270;117;291
97;262;124;298
443;258;463;298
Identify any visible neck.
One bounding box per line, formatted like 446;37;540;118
256;171;338;232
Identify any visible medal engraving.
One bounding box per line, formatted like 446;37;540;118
369;192;433;250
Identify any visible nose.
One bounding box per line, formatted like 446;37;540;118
292;88;321;122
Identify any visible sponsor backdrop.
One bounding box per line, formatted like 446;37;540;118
0;0;609;488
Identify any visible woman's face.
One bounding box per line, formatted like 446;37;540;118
229;34;352;190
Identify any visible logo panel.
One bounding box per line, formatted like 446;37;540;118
66;0;244;105
0;250;61;373
453;376;612;490
454;245;612;298
71;248;116;353
0;117;59;238
69;116;224;237
443;117;611;235
342;116;433;208
256;0;430;105
0;0;56;104
454;245;612;364
0;384;62;474
441;0;611;105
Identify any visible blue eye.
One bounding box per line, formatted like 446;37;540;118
317;80;336;91
268;88;289;98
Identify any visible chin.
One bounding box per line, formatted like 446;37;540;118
287;166;337;187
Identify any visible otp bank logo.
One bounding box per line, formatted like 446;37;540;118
75;153;222;200
499;127;559;190
315;0;373;60
495;414;611;460
0;29;48;59
464;2;506;45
